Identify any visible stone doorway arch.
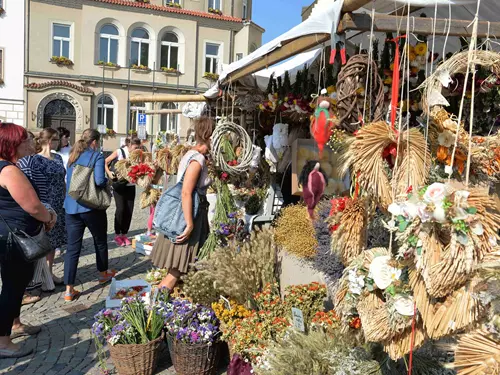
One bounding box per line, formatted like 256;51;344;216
37;93;83;143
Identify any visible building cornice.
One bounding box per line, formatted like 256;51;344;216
25;72;201;93
25;80;95;95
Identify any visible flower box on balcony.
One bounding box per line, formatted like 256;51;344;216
161;67;181;75
131;64;151;73
135;0;150;3
203;72;219;81
50;56;74;66
97;61;120;69
208;7;223;15
165;2;182;9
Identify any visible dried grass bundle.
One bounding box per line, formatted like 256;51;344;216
382;322;426;360
128;149;152;164
357;292;393;342
340;121;428;209
169;144;190;174
331;198;369;265
409;269;486;340
275;204;317;258
155;147;171;172
448;330;500;375
140;188;161;209
114;159;131;181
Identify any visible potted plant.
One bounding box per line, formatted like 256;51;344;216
203;72;219;81
165;2;182;8
50;56;74;66
135;0;150;3
208;7;223;15
98;60;120;69
91;295;168;375
164;298;222;375
131;64;151;72
161;67;180;75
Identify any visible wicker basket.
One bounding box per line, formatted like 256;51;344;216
109;336;163;375
166;336;220;375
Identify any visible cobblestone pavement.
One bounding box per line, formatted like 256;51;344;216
0;196;227;375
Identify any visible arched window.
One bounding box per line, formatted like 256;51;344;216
129;101;146;131
160;103;178;133
99;24;119;64
130;28;149;67
160;32;179;70
97;95;115;129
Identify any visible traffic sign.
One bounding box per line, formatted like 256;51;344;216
138;113;147;126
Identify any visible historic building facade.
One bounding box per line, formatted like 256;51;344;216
0;0;26;125
25;0;263;148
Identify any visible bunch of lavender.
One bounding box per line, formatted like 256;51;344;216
164;298;221;345
313;200;344;282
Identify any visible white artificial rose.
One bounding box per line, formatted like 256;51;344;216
438;130;455;148
369;256;402;290
401;202;420;220
433;205;447;223
388;203;402;216
393;295;415;316
423;183;448;204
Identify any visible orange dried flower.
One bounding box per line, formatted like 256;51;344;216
436;145;449;162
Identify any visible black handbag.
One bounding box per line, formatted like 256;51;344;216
0;214;52;262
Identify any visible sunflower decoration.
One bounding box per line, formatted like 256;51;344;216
414;43;427;56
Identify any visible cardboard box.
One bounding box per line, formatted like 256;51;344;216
134;233;156;256
291;138;348;196
106;278;152;309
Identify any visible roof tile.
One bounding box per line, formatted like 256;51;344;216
92;0;243;22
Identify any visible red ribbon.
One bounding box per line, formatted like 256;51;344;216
389;35;407;132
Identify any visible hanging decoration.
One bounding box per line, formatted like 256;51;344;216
310;89;337;158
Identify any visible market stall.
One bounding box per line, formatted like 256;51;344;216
91;0;500;374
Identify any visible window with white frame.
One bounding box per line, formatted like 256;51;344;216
129;102;146;131
163;0;180;4
52;23;71;58
160;32;179;70
205;43;220;74
130;28;149;67
242;0;247;19
160;103;178;133
0;49;4;83
208;0;221;10
236;53;243;61
97;95;114;129
99;24;119;64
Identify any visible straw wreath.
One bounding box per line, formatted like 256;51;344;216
336;54;385;133
420;50;500;117
382;321;426;361
155;147;171;173
446;330;500;375
114;159;131;182
140;188;161;209
340;121;428;209
330;197;369;265
357;292;394;342
128;149;153;164
169;144;190;174
211;121;253;175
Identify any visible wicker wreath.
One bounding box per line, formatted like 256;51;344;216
211;121;253;175
336;54;385;133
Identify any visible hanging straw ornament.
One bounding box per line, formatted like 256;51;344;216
140;188;161;209
114;159;131;182
336;54;385;133
155;147;171;173
211;121;253;176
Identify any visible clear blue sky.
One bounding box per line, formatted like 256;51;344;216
252;0;308;43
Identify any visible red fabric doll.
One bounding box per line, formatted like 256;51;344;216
299;161;327;219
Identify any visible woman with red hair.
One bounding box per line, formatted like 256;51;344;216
0;123;56;358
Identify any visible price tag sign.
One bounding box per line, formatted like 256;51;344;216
220;295;232;311
291;307;305;332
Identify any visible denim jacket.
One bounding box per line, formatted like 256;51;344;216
64;149;107;214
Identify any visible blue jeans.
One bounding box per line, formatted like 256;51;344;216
64;210;108;286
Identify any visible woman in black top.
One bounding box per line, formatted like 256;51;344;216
0;123;56;359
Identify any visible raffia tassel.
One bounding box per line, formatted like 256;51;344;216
155;147;171;172
382;321;426;361
331;198;369;265
114;159;131;181
140;188;161;209
409;269;486;340
357;292;393;342
447;330;500;375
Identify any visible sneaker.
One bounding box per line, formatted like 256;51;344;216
122;235;132;247
114;235;124;247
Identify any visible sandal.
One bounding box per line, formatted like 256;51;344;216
98;270;117;284
64;289;81;302
22;294;41;306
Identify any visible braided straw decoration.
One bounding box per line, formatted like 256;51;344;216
336;54;385;133
211;121;253;175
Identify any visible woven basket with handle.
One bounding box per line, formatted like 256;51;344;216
109;336;163;375
166;334;220;375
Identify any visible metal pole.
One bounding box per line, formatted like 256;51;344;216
101;66;105;149
126;59;131;134
152;61;156;144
